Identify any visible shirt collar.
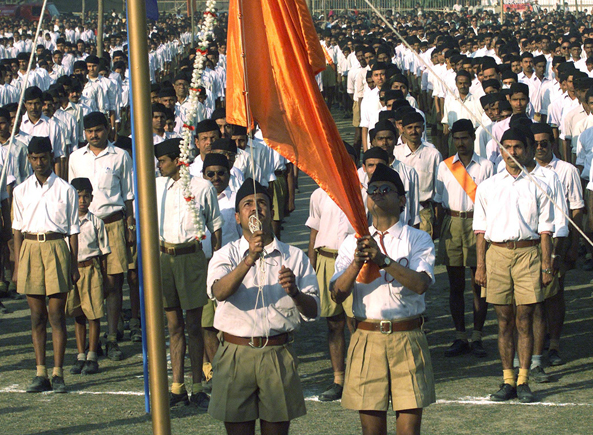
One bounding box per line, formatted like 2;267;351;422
218;186;232;200
453;152;479;166
370;220;404;239
239;235;283;259
82;142;116;156
33;171;57;189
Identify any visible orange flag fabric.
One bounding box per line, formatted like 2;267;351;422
443;156;478;203
226;0;379;283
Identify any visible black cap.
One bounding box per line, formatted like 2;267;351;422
235;178;272;211
83;112;108;129
195;119;219;134
85;55;100;64
73;60;87;71
451;119;475;135
501;127;528;145
28;136;52;154
509;82;529;97
24;86;43;102
202;153;230;170
173;72;189;83
401;111;424;127
114;135;133;151
211;138;237;153
363;147;389;164
71;177;93;192
211;108;226;121
154;138;181;158
368;163;406;196
158;87;176;98
531;122;554;136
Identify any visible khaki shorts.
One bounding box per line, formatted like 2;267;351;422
270;175;288;221
419;205;434;238
209;339;306;423
322;66;337;87
66;258;104;319
437;215;477;267
201;298;217;328
342;326;436;412
104;219;131;275
17;238;72;296
352;100;361;127
484;244;543;305
160;242;208;310
316;248;353;318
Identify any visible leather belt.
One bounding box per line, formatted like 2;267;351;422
223;332;291;348
24;232;67;242
101;210;125;225
490;240;540;249
356;317;423;334
317;248;338;259
446;209;474;218
78;258;96;267
160;243;200;256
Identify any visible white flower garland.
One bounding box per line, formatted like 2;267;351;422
177;0;217;241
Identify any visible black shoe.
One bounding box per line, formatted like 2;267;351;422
490;383;517;401
26;376;52;393
7;289;24;300
190;391;210;411
82;360;99;375
530;366;551;383
444;339;471;357
548;349;564;366
319;383;343;401
471;340;487;358
170;390;190;408
517;383;535;403
130;328;142;343
70;360;86;374
105;340;123;361
202;377;212;394
51;376;67;393
0;301;11;314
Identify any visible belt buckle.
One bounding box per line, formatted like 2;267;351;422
37;233;46;243
380;320;392;334
459;211;468;219
506;241;517;250
249;337;266;348
168;247;176;256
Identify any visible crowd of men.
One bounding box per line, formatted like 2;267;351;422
1;4;592;435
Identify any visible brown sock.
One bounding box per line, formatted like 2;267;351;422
52;367;63;378
36;365;48;379
503;369;516;387
517;368;529;386
334;371;345;386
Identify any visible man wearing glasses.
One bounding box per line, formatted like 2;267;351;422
331;163;436;435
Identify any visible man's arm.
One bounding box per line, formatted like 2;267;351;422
286;162;295;214
212;230;264;301
307;227;319;271
474;232;487;287
1;199;11;242
211;228;222;252
69;233;80;284
541;232;553;286
13;230;22;283
124;199;136;245
279;266;318;319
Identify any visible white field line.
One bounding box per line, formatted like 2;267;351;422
1;385;591;407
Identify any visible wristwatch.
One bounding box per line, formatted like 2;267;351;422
542;268;554;275
379;256;392;269
128;224;136;231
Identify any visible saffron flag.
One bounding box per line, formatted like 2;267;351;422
226;0;379;283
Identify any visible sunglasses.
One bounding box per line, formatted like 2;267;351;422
367;184;394;196
205;170;227;178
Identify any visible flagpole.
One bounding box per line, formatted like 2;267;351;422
126;0;171;433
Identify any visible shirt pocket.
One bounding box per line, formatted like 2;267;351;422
516;188;536;227
46;201;68;229
97;167;118;196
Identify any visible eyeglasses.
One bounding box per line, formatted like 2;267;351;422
205;170;227;178
367;184;394;196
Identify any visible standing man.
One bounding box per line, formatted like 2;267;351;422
331;164;436;435
69;112;135;361
394;112;442;238
306;143;358;402
207;179;319;435
474;127;555;403
155;139;222;409
435;119;493;358
13;136;80;393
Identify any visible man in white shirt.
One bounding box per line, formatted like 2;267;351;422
306;143;358;402
155;139;222;410
331;163;436;435
360;62;387;152
394;112;443;238
69;112;135;361
13;136;80;393
442;70;481;139
207;179;319;433
474;127;555;403
435;120;494;358
19;86;64;178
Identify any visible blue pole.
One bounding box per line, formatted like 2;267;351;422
125;14;151;415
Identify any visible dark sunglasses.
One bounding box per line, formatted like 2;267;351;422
367;184;394;196
205;170;227;178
